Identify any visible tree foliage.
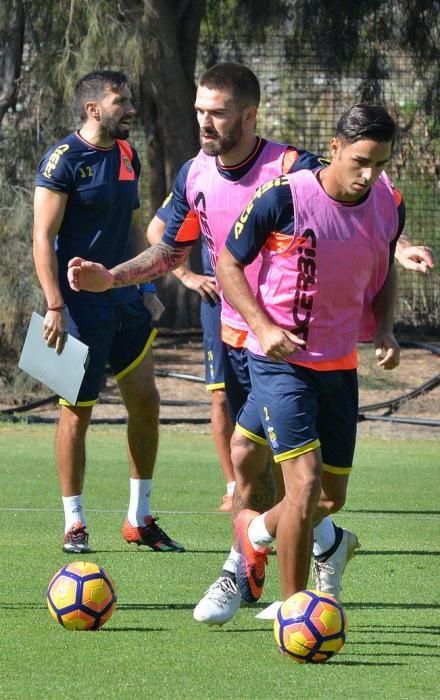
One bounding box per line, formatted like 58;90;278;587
0;0;438;399
0;0;206;400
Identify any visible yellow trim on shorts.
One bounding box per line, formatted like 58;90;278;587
235;422;268;445
206;382;226;392
322;462;353;475
59;398;97;407
115;327;158;382
273;438;320;464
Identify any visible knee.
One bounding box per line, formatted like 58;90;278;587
231;430;257;453
211;389;228;410
59;406;92;438
318;490;347;515
230;431;267;469
326;492;347;514
319;472;349;515
139;384;161;415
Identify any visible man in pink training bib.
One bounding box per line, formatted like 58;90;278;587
216;103;402;603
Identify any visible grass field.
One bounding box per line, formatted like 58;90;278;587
0;423;439;699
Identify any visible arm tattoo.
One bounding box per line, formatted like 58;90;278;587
111;241;191;288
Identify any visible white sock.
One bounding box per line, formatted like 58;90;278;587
63;495;86;533
127;478;152;526
223;546;241;575
313;517;336;556
226;481;236;495
248;513;274;550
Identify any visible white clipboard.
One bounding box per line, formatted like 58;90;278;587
18;312;90;405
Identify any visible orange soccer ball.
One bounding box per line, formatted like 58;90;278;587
274;589;348;663
47;561;117;631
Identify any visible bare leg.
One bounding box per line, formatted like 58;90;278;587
272;460;285;503
315;471;350;522
210;388;235;484
265;449;322;598
231;430;275;517
118;351;160;479
56;404;93;496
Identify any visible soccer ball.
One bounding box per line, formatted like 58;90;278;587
47;561;117;631
274;589;347;663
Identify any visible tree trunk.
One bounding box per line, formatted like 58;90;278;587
0;0;25;124
131;0;205;327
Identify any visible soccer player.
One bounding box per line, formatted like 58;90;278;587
33;70;183;554
216;103;403;603
146;204;236;511
68;63;352;620
68;63;350;623
67;67;425;623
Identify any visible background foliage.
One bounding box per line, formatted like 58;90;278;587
0;0;439;399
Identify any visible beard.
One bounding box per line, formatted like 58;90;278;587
100;114;130;140
199;119;243;156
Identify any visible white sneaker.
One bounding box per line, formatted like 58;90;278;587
255;601;282;620
312;528;360;601
193;576;241;625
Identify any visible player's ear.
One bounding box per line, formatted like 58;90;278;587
330;137;341;159
242;105;257;127
85;100;100;120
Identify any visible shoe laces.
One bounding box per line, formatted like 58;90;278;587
206;577;238;603
314;559;335;576
68;524;88;543
143;516;174;543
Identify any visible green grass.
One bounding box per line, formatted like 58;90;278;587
0;424;439;699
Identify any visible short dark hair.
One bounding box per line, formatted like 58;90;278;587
336;103;396;145
73;70;129;121
198;62;260;109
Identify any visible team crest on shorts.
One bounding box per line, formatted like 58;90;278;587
267;426;279;449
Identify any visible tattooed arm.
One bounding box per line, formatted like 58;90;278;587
68;241;191;292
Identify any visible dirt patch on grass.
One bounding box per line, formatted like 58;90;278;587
2;331;440;439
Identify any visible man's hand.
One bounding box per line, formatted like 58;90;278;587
178;270;219;304
142;292;165;322
396;245;435;273
68;257;115;292
43;309;66;354
257;323;306;361
374;332;400;370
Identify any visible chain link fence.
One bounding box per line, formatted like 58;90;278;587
198;40;440;330
133;39;439;330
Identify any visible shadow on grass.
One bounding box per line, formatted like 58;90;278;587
353;624;439;633
345;601;440;610
344;508;440;516
356;550;440;556
328;660;405;666
101;626;168;633
3;599;439;613
87;548;232;555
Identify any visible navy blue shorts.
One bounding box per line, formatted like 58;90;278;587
222;345;265;440
63;298;156;406
200;299;225;391
245;353;358;472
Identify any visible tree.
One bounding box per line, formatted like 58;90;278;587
0;1;206;386
0;0;439;399
0;0;25;122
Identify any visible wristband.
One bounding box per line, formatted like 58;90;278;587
47;304;66;311
139;282;156;293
